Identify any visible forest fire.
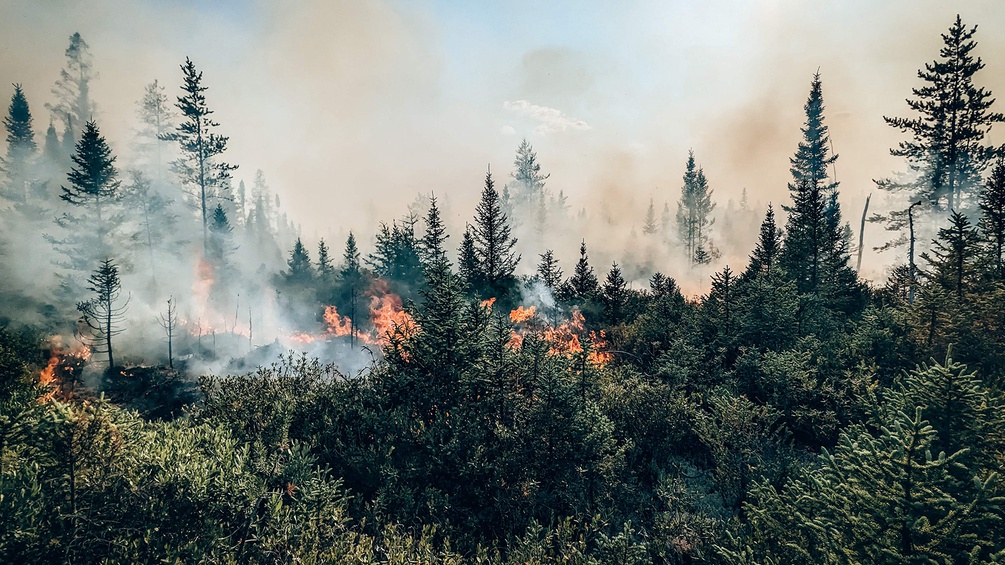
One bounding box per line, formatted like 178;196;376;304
38;336;91;400
509;305;537;324
508;308;612;367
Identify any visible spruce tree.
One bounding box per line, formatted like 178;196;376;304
642;197;659;236
316;239;334;279
421;193;448;267
979;157;1005;279
510;138;549;207
568;239;598;299
921;210;982;298
601;262;629;325
46;32;93;142
879;15;1003;212
2;84;37;203
458;226;480;295
161;58;237;255
471;169;520;299
537;249;563;290
779;73;857;306
340;232;364;348
53;120;122;280
125;170;178;284
744;204;782;279
284;238;313;285
367;215;423;297
676;150;715;265
207;204;235;272
77;258;128;370
135;80;174;182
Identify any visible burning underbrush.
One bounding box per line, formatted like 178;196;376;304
501;303;613;367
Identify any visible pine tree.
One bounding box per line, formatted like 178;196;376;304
744;204;782;279
568;239;598;299
879;15;1003;212
53;120;122;279
471;169;520;299
706;265;735;340
676;150;715;265
421;193;448;267
43;119;61;164
46;32;93;142
979;157;1005;279
340;232;364;348
77;258;128;370
601;262;629;325
921;210;982;298
537;249;563;290
161;58;237;255
2;84;37;203
642;197;659;236
367;215;423;297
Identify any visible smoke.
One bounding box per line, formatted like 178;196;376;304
2;0;1005;325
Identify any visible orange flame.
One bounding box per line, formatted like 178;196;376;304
509;305;537;324
480;297;496;309
323;305;355;337
369;292;416;345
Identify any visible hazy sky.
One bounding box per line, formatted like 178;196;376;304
2;0;1005;276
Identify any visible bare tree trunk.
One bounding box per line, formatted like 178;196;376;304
857;194;871;272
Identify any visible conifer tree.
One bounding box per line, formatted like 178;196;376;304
43;119;61;163
744;204;782;279
316;239;334;280
568;239;598;299
979;157;1005;279
77;258;128;370
879;15;1003;212
458;226;480;295
207;204;235;273
46;33;93;142
340;232;364;348
284;238;313;285
161;58;237;255
510;138;549;208
125;170;178;284
53;120;122;279
421;194;448;267
779;73;857;305
642;197;659;236
537;249;563;290
2;84;37;203
705;265;735;340
921;210;982;298
601;262;629;325
676;150;715;265
367;215;423;297
135;80;174;182
471;169;520;298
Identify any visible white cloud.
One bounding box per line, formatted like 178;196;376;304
503;100;591;134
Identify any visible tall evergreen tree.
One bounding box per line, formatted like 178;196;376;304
52;120;122;281
124;170;178;285
566;240;599;299
207;203;235;274
601;262;629;325
921;210;982;298
878;15;1003;212
340;232;364;348
367;215;423;298
979;157;1005;279
744;204;782;279
676;150;715;265
458;226;480;295
421;194;448;268
284;238;314;286
46;32;93;142
779;73;857;305
471;169;520;299
134;80;174;183
537;249;563;290
510;138;549;207
2;84;37;203
77;258;128;370
316;239;334;280
161;58;237;255
642;197;659;236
